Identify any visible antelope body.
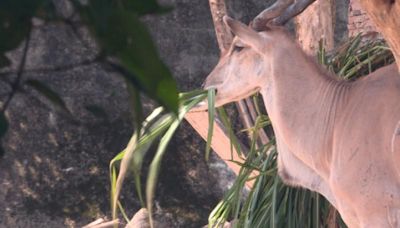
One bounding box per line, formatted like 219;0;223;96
204;16;400;227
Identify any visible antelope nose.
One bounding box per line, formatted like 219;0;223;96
202;84;218;95
202;79;223;90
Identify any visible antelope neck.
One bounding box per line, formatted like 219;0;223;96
260;47;350;179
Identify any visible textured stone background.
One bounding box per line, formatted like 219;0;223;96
0;0;348;227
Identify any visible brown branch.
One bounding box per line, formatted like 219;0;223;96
244;97;269;144
208;0;233;54
235;101;253;139
185;111;255;188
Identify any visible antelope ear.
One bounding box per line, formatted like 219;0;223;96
223;16;265;52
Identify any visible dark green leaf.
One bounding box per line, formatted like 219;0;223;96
85;105;108;119
78;0;179;113
0;112;8;137
122;0;172;15
0;146;4;157
0;0;48;67
205;88;215;161
25;79;70;113
0;113;8;157
125;78;143;133
0;55;10;68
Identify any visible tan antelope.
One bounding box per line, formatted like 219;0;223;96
201;16;400;227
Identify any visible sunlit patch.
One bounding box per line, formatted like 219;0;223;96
89;166;99;175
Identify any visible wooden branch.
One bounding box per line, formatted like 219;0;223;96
83;219;120;228
208;0;233;54
244;97;270;145
185;111;255;188
235;101;254;140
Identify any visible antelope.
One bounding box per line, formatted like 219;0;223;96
200;16;400;227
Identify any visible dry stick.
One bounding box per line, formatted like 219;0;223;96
244;97;269;144
83;219;120;228
236;101;253;138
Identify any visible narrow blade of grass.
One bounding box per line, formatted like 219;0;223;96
112;132;138;220
205;88;216;161
146;93;207;228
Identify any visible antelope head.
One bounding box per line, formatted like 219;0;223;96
202;16;290;108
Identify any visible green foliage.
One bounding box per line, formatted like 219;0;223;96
77;0;179;113
85;105;108;120
0;0;51;67
109;90;208;226
0;113;8;137
0;112;8;155
206;88;216;161
122;0;172;15
26;79;71;114
320;35;394;80
0;0;180;156
0;0;179;113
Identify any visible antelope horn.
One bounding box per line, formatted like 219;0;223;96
274;0;316;25
252;0;294;30
252;0;316;30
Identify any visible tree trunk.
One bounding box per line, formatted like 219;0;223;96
359;0;400;70
208;0;233;54
295;0;335;54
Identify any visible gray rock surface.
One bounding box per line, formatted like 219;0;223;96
0;0;348;227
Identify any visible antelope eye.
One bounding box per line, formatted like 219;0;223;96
233;46;244;52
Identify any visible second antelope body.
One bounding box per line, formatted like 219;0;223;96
203;16;400;227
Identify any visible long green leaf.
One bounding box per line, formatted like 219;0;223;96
78;0;179;113
112;132;138;220
205;88;216;161
110;106;166;218
26;79;71;114
0;112;8;137
146;93;206;227
0;0;46;67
